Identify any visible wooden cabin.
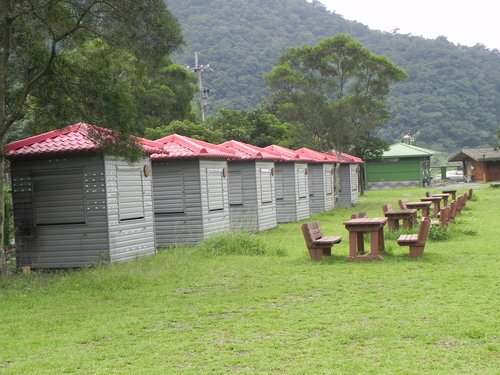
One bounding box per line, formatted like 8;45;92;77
152;134;235;247
219;140;281;232
448;147;500;182
295;147;336;214
325;150;363;207
364;142;435;189
264;145;311;223
6;123;161;268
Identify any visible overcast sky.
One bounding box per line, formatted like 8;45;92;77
319;0;500;50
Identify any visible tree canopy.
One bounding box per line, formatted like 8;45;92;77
265;34;407;153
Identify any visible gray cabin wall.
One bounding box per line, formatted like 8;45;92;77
350;164;360;205
275;162;309;223
105;157;156;263
11;154;109;268
338;164;359;207
227;161;259;232
295;162;310;221
199;159;231;239
308;163;335;214
152;159;204;247
323;164;335;210
255;161;277;231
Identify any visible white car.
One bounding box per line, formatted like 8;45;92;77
446;170;464;180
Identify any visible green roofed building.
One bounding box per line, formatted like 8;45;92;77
365;142;436;189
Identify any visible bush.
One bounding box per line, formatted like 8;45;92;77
199;232;286;256
428;225;451;241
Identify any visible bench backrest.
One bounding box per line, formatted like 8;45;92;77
398;199;408;209
468;188;473;200
439;207;449;226
301;221;323;247
449;200;457;220
350;211;367;219
418;217;431;244
382;203;393;213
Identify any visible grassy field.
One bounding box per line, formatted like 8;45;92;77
1;185;499;374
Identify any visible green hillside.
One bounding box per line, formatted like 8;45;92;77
166;0;499;152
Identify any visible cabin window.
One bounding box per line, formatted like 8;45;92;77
117;167;145;221
260;168;273;204
207;168;224;211
297;167;307;198
228;170;243;206
153;170;185;214
33;171;86;226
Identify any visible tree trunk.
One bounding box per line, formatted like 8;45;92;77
0;149;6;276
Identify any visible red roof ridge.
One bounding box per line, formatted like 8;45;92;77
220;140;284;161
295;147;338;162
264;144;312;162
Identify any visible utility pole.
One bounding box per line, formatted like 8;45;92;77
191;52;211;122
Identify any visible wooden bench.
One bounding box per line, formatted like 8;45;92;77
301;221;342;261
432;207;449;227
397;217;431;258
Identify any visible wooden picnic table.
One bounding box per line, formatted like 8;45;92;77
420;196;444;216
441;189;457;201
431;193;450;206
383;209;417;231
343;218;387;261
404;201;432;218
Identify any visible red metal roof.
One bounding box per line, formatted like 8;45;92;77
325;150;364;164
153;134;237;160
5;123;166;158
295;147;340;163
263;145;313;162
219;140;285;161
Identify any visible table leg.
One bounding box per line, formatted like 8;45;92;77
443;197;448;206
357;232;365;254
403;217;412;229
348;231;358;259
378;227;385;252
433;202;440;215
422;207;430;217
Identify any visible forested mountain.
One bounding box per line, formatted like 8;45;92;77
165;0;499;152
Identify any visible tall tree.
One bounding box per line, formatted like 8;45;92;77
0;0;183;275
265;34;407;152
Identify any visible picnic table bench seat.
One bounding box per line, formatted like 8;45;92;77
397;217;431;258
301;221;342;261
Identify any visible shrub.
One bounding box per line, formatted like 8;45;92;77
428;225;451;241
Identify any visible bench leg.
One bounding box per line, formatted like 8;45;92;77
409;245;425;258
308;247;324;261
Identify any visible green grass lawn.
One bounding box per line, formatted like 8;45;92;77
1;185;499;374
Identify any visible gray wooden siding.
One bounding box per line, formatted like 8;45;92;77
308;164;325;213
275;162;309;223
228;161;258;232
338;164;359;207
105;156;156;263
11;154;109;268
324;164;335;210
200;159;230;238
227;161;277;232
152;159;204;247
256;161;277;231
308;163;334;214
350;164;359;204
295;163;310;220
